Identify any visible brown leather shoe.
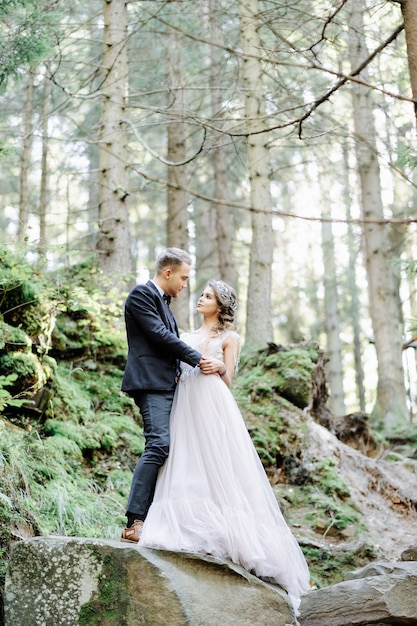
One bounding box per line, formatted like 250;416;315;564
121;519;144;543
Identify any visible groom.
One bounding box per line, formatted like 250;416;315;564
121;247;210;542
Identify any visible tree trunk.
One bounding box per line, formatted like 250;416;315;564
239;0;274;348
18;69;35;244
399;0;417;126
209;0;237;290
38;74;51;256
342;142;366;413
193;201;218;327
87;143;100;254
166;21;191;330
348;4;408;430
97;0;132;283
321;202;346;417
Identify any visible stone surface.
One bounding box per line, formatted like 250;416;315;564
401;544;417;561
299;562;417;626
4;536;296;626
345;561;417;580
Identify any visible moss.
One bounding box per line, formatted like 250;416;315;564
44;419;99;451
0;261;55;344
304;488;360;533
302;543;376;588
43;434;84;463
310;458;351;499
78;551;130;625
0;419;127;541
104;469;134;497
233;385;306;480
0;322;32;353
70;367;133;415
52;312;93;355
262;349;316;408
0;351;47;396
237;343;318;409
47;365;95;423
282;474;362;540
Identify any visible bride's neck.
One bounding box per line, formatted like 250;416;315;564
199;316;218;334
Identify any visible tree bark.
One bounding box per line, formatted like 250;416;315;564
343;142;367;413
38;74;51;256
166;21;191;330
97;0;132;283
209;0;238;290
399;0;417;126
349;4;408;430
321;201;346;417
239;0;274;348
18;69;35;244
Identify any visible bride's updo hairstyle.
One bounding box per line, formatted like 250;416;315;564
209;280;237;333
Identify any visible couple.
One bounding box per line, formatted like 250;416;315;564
121;247;310;613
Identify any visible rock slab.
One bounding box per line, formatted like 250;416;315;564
299;561;417;626
4;536;295;626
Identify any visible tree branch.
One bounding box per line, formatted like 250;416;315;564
124;117;207;166
131;166;417;226
298;23;405;138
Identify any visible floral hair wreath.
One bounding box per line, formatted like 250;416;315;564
213;280;238;312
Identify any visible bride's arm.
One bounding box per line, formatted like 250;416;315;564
219;333;241;388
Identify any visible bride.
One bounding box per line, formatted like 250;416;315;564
139;280;310;613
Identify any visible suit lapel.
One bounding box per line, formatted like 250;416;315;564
147;280;179;337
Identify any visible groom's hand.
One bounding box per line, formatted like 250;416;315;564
199;357;223;375
199;357;212;374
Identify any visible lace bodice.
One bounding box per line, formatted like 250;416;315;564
179;329;240;380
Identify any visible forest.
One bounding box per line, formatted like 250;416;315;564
2;0;417;425
1;0;417;618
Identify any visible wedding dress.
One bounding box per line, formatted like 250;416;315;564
139;329;310;612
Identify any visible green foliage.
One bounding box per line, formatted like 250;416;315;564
47;364;95;423
282;459;361;540
50;259;127;364
0;351;47;395
0;247;56;342
0;322;32;352
242;397;304;474
395;143;417;172
309;458;351;499
304;488;360;533
0;373;27;411
302;543;376;588
0;249;144;600
0;0;60;87
234;352;309;477
0;372;142;538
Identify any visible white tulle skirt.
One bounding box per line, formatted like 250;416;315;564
139;366;310;612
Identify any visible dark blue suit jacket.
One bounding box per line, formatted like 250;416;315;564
121;280;202;393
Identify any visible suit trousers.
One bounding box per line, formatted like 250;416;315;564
126;388;175;520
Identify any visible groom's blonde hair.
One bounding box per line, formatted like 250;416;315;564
155;248;192;274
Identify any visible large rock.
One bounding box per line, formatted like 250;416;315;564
4;536;296;626
299;561;417;626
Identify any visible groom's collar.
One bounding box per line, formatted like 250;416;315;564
151;279;164;298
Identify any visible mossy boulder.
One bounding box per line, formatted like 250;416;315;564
4;538;297;626
234;342;320;477
0;352;48;397
0;322;32;354
0;273;55;350
239;343;319;409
